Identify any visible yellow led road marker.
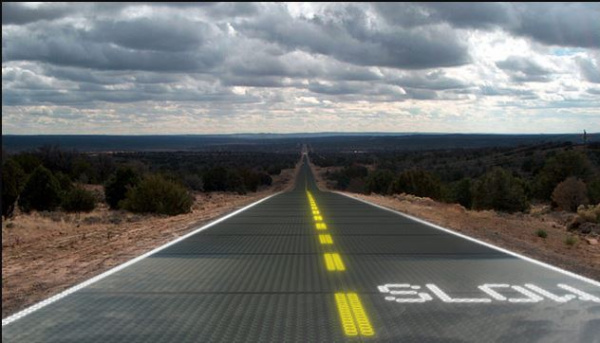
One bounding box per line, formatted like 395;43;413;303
318;234;333;245
316;222;327;230
314;215;323;221
324;253;336;271
346;293;375;336
324;253;346;271
313;210;320;215
332;253;346;271
335;293;375;337
335;293;358;336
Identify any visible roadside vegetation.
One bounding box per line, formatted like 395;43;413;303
2;145;298;218
311;141;600;235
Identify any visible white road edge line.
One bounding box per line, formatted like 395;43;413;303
2;192;281;327
335;191;600;288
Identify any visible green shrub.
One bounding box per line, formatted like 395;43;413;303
121;174;193;215
535;229;548;239
182;173;204;191
347;177;367;194
62;187;96;213
12;153;42;174
267;164;282;175
366;169;394;194
587;178;600;205
389;169;443;200
551;177;588;212
449;178;473;209
259;173;273;186
472;167;529;213
534;151;593;200
105;167;141;209
564;235;577;246
203;167;228;192
226;169;247;194
2;159;26;218
18;166;62;213
54;171;74;194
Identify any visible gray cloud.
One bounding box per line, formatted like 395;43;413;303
577;57;600;83
480;86;538;99
389;70;469;90
374;2;600;48
90;18;208;53
512;3;600;49
3;22;224;72
375;3;512;29
2;3;74;25
236;6;471;70
496;56;554;83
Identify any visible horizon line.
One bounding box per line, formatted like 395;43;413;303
2;131;596;137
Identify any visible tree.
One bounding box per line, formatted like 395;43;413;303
203;167;228;192
182;173;204;191
534;151;593;200
588;178;600;205
259;173;273;186
472;167;529;213
121;174;194;216
18;166;62;213
12;153;42;174
551;177;589;212
54;171;74;194
2;159;26;218
226;169;247;194
366;169;394;194
62;187;96;213
389;169;443;200
267;164;282;175
449;178;473;209
104;167;141;209
240;169;260;192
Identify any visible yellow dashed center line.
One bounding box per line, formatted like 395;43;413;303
324;253;336;271
307;191;376;338
335;293;375;337
324;253;345;271
331;253;346;271
319;234;333;245
347;293;375;336
335;293;358;336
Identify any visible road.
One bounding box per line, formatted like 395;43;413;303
3;154;600;342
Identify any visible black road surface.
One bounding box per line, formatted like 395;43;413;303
3;154;600;342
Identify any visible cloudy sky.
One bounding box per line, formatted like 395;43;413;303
2;2;599;134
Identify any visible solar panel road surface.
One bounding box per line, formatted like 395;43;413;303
3;155;600;342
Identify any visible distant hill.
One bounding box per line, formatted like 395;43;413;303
2;133;597;153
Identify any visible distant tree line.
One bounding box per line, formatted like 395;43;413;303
312;143;599;214
2;145;298;218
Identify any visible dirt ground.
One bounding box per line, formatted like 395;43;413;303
2;166;298;318
310;164;600;282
